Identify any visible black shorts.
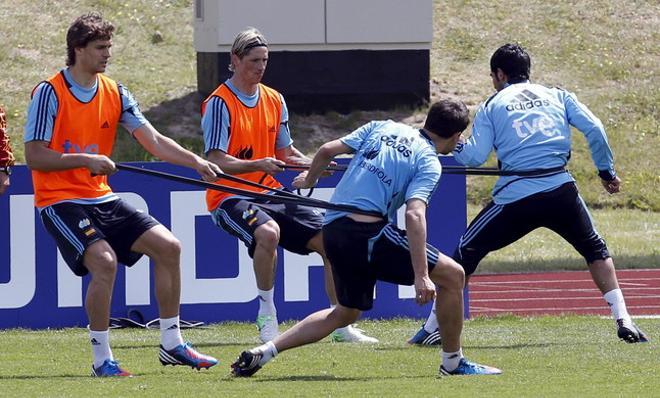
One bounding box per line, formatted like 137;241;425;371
40;199;160;276
453;182;610;275
211;195;323;257
323;217;440;311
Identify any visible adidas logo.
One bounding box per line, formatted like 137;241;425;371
506;89;550;111
90;338;100;346
78;218;91;229
167;324;179;330
101;121;110;129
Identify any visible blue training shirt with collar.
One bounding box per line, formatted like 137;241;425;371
202;79;293;155
324;120;442;225
24;68;149;207
453;81;615;204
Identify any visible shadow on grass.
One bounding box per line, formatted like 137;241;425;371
477;254;659;275
252;373;429;382
0;374;91;380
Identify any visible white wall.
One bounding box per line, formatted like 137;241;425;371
194;0;432;52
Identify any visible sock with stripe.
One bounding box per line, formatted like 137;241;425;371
424;305;439;333
603;288;631;323
257;288;277;316
441;348;463;372
89;329;113;369
160;315;184;350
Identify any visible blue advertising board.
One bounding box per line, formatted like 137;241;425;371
0;159;466;329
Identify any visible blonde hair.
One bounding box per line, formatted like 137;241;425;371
228;27;268;72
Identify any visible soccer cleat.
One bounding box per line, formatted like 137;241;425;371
91;359;133;377
407;325;441;346
439;358;502;376
159;342;218;370
230;350;263;377
616;319;649;343
256;315;279;343
331;325;379;343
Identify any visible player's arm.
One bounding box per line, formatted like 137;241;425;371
405;198;435;305
132;123;220;180
563;91;620;193
292;139;351;189
452;103;494;166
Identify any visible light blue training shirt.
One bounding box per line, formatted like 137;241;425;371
202;79;293;155
324;120;442;225
453;81;615;204
24;68;148;207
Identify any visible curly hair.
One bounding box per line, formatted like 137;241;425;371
66;12;115;66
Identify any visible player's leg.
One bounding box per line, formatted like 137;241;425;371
409;199;538;344
90;197;213;370
211;199;280;342
545;183;648;343
306;231;379;343
369;222;501;376
40;202;131;377
231;216;380;377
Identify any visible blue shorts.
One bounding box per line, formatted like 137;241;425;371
454;182;610;275
323;217;440;311
40;199;160;276
211;194;323;257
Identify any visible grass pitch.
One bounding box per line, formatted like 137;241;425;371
1;317;657;397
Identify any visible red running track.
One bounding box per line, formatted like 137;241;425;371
467;269;660;317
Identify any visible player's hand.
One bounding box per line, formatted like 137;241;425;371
196;159;222;182
86;155;116;176
292;171;317;189
601;176;621;194
414;275;436;305
0;172;9;195
257;157;286;175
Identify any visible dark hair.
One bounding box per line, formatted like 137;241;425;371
423;99;470;138
490;43;531;83
66;12;115;66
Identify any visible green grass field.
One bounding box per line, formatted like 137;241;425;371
1;317;658;397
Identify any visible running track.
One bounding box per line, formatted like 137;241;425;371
467;269;660;317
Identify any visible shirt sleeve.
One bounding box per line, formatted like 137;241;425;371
24;82;58;143
202;96;231;154
275;94;294;150
118;84;148;134
405;150;442;204
452;102;494;166
340;121;381;151
563;90;615;175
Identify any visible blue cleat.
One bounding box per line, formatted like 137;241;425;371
439;358;502;376
408;325;441;346
91;359;133;377
617;319;649;343
159;342;218;370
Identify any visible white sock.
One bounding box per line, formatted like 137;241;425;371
441;348;463;372
603;289;631;322
424;306;439;333
252;341;278;366
160;315;184;350
89;329;113;369
257;288;277;316
329;305;349;333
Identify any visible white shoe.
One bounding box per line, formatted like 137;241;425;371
256;315;279;343
331;325;379;343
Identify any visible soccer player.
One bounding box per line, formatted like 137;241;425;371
409;43;648;345
201;27;377;344
24;13;220;377
0;105;14;195
230;99;502;377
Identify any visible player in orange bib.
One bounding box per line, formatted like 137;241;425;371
24;13;220;377
201;27;378;344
